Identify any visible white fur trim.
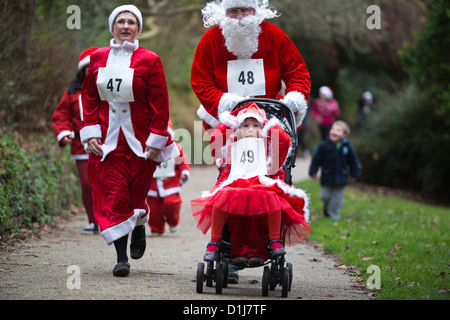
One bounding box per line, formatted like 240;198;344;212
260;118;280;138
156;179;184;198
181;170;190;181
197;105;219;128
78;56;90;71
71;154;89;160
146;133;169;150
147;190;158;197
56;130;74;143
109;5;143;35
236;112;265;128
101;208;148;245
282;91;308;126
201;0;279;28
218;93;244;115
223;0;258;10
153;142;180;163
80;124;102;145
200;173;310;222
219;112;237;129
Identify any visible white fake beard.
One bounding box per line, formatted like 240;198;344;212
220;15;262;59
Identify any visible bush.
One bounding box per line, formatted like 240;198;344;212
0;134;78;236
353;0;450;204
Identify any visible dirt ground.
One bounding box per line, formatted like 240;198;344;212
0;157;371;300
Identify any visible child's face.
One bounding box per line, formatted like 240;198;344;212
329;123;347;143
238;117;262;138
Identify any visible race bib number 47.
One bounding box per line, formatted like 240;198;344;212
227;59;265;97
97;67;135;103
230;138;267;178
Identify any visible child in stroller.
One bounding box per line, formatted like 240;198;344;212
191;101;311;272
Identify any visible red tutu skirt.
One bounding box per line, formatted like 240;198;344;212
191;176;311;249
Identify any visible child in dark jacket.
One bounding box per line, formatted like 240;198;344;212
309;120;360;220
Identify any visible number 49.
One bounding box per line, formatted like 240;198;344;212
240;150;255;164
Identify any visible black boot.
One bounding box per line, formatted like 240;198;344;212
130;225;146;259
221;239;239;284
113;235;130;277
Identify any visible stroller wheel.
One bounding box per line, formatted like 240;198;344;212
262;266;270;297
287;262;293;291
223;260;229;288
215;262;224;294
281;267;289;297
206;262;214;287
196;262;204;293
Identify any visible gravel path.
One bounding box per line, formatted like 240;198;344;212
0;158;370;300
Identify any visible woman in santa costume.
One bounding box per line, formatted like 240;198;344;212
80;5;179;277
52;47;99;235
191;103;311;268
147;119;190;236
191;0;311;131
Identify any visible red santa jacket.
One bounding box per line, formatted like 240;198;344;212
80;40;178;162
147;143;190;198
191;21;311;129
52;89;88;160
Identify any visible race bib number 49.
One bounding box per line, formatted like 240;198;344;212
227;59;265;97
97;67;135;103
230;138;267;178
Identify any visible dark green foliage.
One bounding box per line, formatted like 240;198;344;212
354;0;450;203
0;135;77;235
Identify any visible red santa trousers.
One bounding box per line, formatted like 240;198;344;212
88;150;156;245
147;193;182;234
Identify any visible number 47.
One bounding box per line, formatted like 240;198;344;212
107;78;123;92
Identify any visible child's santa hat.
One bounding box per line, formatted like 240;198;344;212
78;47;99;71
219;102;281;136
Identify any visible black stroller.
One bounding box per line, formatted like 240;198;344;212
196;98;298;297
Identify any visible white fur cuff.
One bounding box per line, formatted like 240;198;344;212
218;93;244;115
146;133;169;150
80;125;102;145
282;91;308;125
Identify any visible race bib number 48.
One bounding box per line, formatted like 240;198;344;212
97;67;135;103
230;138;267;178
227;59;265;97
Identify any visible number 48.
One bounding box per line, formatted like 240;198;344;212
238;71;255;85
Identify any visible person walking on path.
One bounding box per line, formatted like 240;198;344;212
310;86;340;140
147;120;190;236
80;5;179;277
309;120;360;220
52;47;99;235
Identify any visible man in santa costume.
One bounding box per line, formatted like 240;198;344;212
52;47;99;235
147;120;190;236
191;0;311;283
80;5;179;276
191;0;311;131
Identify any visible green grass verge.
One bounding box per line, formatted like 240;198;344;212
295;179;450;300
